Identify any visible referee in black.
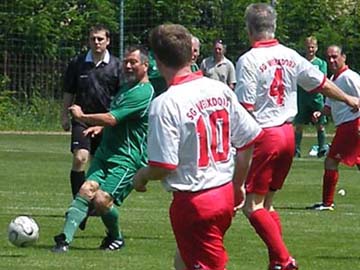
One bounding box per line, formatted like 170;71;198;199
61;24;122;229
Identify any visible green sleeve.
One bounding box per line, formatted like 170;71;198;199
319;59;327;75
110;83;154;122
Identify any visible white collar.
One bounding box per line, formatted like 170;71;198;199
85;50;110;66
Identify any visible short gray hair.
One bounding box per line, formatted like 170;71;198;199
245;3;277;40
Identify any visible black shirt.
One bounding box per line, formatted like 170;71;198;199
63;51;122;114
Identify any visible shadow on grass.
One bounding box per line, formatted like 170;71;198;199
32;214;64;218
276;206;312;211
317;255;360;261
0;254;27;258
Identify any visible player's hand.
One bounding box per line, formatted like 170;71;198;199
133;169;148;192
233;184;246;216
84;126;103;137
311;111;322;123
68;104;84;120
61;113;70;131
346;96;360;112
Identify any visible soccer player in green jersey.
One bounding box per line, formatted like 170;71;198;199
52;45;154;252
294;36;328;158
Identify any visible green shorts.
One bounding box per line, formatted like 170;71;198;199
294;93;327;125
86;157;135;206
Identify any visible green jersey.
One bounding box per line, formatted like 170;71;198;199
191;62;200;72
295;56;327;125
94;82;154;168
297;56;327;101
148;50;167;96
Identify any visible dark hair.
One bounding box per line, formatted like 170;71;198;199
89;24;110;38
213;39;227;50
149;24;192;69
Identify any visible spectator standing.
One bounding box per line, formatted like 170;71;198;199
309;45;360;211
61;25;122;223
191;35;201;72
235;3;360;270
294;36;328;158
133;24;262;270
200;39;236;89
52;46;154;252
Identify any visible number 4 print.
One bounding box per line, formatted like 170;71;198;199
269;67;285;105
196;109;230;167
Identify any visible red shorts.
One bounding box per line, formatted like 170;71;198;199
170;181;234;270
328;118;360;166
246;123;295;195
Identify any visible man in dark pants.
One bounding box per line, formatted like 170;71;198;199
61;24;122;229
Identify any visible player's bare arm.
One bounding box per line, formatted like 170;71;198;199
133;166;173;192
61;92;74;131
322;79;360;111
68;104;117;126
232;146;254;212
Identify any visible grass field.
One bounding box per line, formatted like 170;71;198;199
0;133;359;270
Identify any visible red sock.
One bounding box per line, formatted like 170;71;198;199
269;210;282;236
322;169;339;206
249;209;289;265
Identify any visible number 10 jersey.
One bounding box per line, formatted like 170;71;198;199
147;71;262;192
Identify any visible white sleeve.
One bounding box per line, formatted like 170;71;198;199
235;57;258;107
228;61;237;84
228;91;262;148
147;99;179;169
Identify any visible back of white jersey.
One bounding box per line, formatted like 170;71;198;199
148;74;261;192
235;40;326;128
326;68;360;126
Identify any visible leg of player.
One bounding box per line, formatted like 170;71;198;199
174;247;186;270
310;157;339;211
294;125;303;158
316;124;327;158
70;149;90;197
243;193;298;270
52;181;98;253
94;191;125;251
70;149;90;231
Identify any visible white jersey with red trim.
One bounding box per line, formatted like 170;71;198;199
235;39;326;128
326;66;360;126
147;71;262;192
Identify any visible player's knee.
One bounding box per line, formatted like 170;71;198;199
93;190;114;215
72;150;90;170
324;157;339;170
78;181;99;200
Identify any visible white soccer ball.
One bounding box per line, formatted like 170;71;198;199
8;216;39;247
338;189;346;196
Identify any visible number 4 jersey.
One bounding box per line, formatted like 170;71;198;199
147;71;262;192
235;39;326;128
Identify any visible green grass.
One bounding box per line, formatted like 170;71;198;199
0;133;359;270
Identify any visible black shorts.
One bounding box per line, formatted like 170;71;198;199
70;121;102;155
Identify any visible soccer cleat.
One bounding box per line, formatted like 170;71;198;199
51;233;69;253
307;202;334;211
269;257;298;270
99;234;125;251
317;149;326;158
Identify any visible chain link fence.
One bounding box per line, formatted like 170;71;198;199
1;0;359;102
